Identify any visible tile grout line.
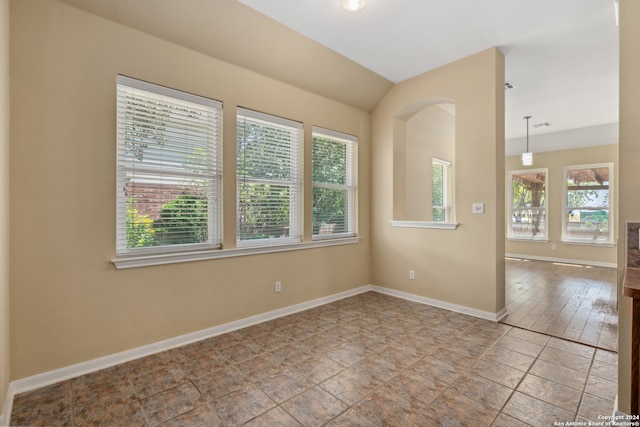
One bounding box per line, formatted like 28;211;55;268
11;292;617;426
467;325;532;426
573;347;598;422
505;333;615;424
69;382;75;427
477;326;609;425
239;322;479;426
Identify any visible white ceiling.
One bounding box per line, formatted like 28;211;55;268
55;0;619;153
239;0;619;144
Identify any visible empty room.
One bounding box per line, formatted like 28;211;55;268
1;0;639;426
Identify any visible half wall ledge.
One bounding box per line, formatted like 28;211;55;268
390;220;459;230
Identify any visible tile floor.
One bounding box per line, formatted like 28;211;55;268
502;258;617;351
10;292;618;426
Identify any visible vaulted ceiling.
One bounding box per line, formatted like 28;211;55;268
55;0;619;151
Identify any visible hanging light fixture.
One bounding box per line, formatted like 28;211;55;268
341;0;367;13
522;115;533;166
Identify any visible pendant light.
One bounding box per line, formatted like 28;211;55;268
522;115;533;166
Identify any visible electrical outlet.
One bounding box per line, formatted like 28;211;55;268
551;244;557;250
409;270;415;280
275;281;281;293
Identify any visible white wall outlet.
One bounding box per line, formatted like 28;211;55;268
275;281;281;293
472;203;485;214
551;244;557;250
409;270;415;280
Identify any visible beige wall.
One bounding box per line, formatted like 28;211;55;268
371;48;506;315
0;0;9;416
9;0;371;379
404;105;455;221
506;144;618;266
7;0;628;410
618;0;640;414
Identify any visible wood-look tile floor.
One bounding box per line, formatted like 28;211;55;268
501;258;618;352
11;292;617;426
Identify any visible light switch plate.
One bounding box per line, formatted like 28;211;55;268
472;203;485;214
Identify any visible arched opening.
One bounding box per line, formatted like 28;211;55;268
393;98;456;223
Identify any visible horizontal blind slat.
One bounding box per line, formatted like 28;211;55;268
117;76;222;255
311;130;357;237
236;109;302;245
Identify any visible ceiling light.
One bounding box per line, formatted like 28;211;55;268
341;0;367;13
522;115;533;166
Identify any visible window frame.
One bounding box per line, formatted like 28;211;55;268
311;126;358;240
236;108;303;248
431;158;452;223
112;82;362;270
562;162;614;245
507;168;549;241
115;75;223;257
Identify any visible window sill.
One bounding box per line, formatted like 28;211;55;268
507;237;550;243
560;239;616;248
312;232;357;241
390;221;459;230
112;237;360;269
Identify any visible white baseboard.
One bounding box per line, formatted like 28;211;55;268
613;394;632;421
4;286;371;413
370;285;507;322
1;284;507;425
505;253;617;268
1;382;15;427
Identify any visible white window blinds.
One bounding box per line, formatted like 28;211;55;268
312;127;357;238
116;76;223;255
236;108;303;246
431;158;450;222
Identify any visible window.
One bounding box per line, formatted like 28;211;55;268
508;169;547;240
236;108;303;246
116;76;223;256
563;163;613;244
432;158;452;222
312;127;357;238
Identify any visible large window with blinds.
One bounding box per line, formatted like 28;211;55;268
116;76;223;256
312;127;357;238
508;169;547;240
236;108;303;246
563;163;613;244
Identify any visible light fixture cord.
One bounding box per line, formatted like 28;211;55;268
524;115;531;152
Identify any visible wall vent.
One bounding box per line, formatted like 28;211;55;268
504;81;517;90
533;122;551;128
